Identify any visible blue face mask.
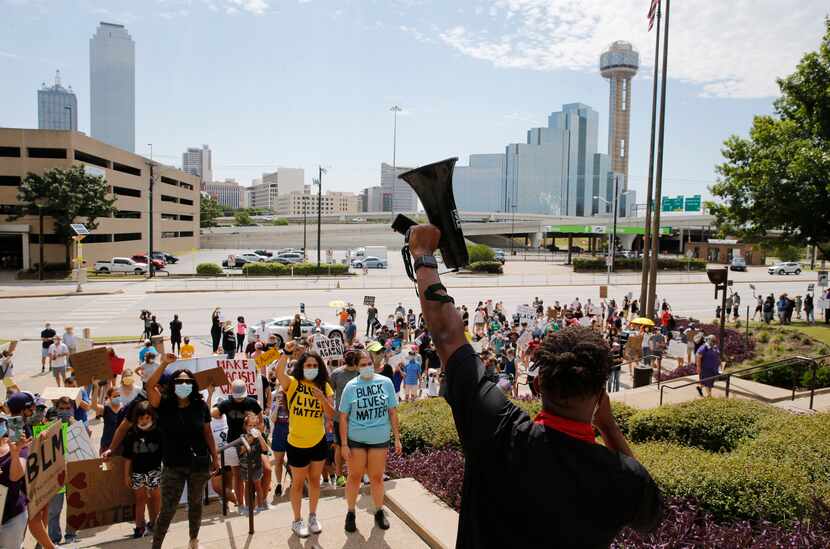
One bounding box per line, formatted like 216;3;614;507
174;383;193;399
111;396;123;407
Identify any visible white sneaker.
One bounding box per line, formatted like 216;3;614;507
308;513;322;534
292;519;310;538
256;503;271;512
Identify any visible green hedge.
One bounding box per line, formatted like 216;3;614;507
241;262;349;276
467;243;495;263
196;262;223;276
628;398;782;452
572;257;707;272
468;261;503;274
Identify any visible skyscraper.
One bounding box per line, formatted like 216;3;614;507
454;154;506;212
380;163;416;212
38;70;78;131
182;145;213;183
600;41;639;187
90;22;135;152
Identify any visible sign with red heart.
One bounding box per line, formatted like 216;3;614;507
65;457;135;531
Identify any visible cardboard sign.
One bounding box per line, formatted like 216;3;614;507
312;334;344;361
667;340;687;358
68;347;111;386
624;335;643;361
109;355;125;376
516;305;535;324
363;296;375;306
193;367;230;391
26;421;66;515
170;357;258;397
255;348;280;370
66;421;97;462
517;330;532;350
66;458;134;531
41;386;82;404
579;316;593;327
151;335;165;355
599;285;608;299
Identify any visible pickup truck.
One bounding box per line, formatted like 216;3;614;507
95;257;148;274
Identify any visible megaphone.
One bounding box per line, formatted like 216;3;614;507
391;158;469;279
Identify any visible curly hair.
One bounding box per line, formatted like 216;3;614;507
535;326;611;401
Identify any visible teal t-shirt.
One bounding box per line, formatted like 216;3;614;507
338;375;398;445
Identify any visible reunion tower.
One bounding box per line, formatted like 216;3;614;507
600;41;639;187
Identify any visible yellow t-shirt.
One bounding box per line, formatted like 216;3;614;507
285;376;333;448
180;344;195;359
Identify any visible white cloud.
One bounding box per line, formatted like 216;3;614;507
225;0;268;15
432;0;828;98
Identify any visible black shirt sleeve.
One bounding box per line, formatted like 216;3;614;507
216;399;230;415
444;344;527;454
620;454;665;533
122;431;135;459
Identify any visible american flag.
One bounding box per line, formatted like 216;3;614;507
647;0;660;31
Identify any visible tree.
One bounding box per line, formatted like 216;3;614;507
234;211;254;226
12;166;116;268
200;195;222;228
710;18;830;259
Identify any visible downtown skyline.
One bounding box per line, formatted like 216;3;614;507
1;0;827;201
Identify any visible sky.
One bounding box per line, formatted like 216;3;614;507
1;0;827;204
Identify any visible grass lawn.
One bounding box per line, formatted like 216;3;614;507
0;339;9;345
91;335;141;345
791;323;830;346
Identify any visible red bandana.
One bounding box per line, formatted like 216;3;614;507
534;410;596;445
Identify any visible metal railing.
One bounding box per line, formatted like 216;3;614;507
658;354;829;409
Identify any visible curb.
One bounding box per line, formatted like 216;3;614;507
0;289;124;300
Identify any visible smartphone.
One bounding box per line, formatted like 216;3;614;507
7;416;25;442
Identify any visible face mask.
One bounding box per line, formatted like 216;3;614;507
359;365;374;379
174;383;193;399
111;396;123;407
58;410;73;421
249;428;260;438
303;368;318;381
137;421;154;431
32;410;45;425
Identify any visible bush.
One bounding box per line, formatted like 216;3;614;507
195;262;223;276
802;365;830;388
573;257;707;272
241;262;348;276
387;448;466;511
752;359;814;389
397;398;459;453
467;243;495;263
271;218;289;226
628;399;781;452
468;261;503;274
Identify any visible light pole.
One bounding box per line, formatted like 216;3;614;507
390;105;402;214
510;201;516;256
147;144;155;278
35;196;48;281
64;105;73;130
316;167;327;268
595;175;621;286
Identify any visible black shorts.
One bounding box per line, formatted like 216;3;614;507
347;439;389;450
286;436;329;468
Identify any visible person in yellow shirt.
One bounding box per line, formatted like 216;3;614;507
275;340;334;539
179;337;195;359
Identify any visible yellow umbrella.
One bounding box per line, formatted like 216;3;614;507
328;300;347;309
630;317;655;327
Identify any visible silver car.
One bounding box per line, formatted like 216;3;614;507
248;316;344;347
768;262;802;275
351;256;387;269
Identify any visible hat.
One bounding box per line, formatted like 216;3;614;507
231;379;247;399
7;392;35;414
366;341;383;353
121;369;135;386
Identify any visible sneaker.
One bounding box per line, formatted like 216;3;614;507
344;510;357;533
696;386;704;397
274;483;283;497
144;523;153;536
292;519;310;538
374;509;390;530
63;533;78;543
362;474;369;485
256;503;271;512
336;475;346;487
238;505;249;515
308;513;322;534
132;527;145;539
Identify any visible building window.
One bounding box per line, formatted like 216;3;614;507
0;204;23;216
161;213;178;220
83;234;113;243
180;198;193;206
0;147;21;157
621;79;627;112
75;150;110;168
179;231;194;237
160;176;178;186
114;210;141;219
161;195;178;203
180;182;193;190
113;162;141;176
27;147;67;159
30;233;63;244
0;176;21;187
161;231;177;239
113;232;142;242
180;214;193;221
620;139;625;159
112;186;141;198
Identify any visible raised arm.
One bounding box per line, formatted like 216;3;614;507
147;353;177;408
408;225;467;365
275;343;294;391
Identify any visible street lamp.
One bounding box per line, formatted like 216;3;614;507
594;175;621;285
34;196;48;281
315;167;328;268
390;105;402;215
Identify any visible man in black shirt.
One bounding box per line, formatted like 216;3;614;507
407;224;663;549
41;322;56;373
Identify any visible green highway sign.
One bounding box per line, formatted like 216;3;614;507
544;225;671;236
661;194;702;213
661;196;684;212
684;195;702;212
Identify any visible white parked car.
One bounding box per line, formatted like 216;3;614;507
768;262;802;275
248;316;344;347
94;257;148;275
270;252;304;264
351;256;387;269
238;252;267;263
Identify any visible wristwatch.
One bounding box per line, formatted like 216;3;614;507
413;255;439;272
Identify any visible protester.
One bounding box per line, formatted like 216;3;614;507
366;304;378;337
211;308;222;354
144;355;219;549
137;351;160;383
805;293;815;324
48;335;69;386
236;411;269;513
41;322;56;373
118;368;141;406
236;316;247;354
0;416;31;549
222;321;237;359
61;326;77;354
149;316;163;337
406;224;663;547
274;341;335;538
122;400;163;538
269;381;290;497
339;348;402;533
92;386;123;454
330;350;361;488
402;348;422;402
696;335;721;398
138;340;155;363
169;315;183;355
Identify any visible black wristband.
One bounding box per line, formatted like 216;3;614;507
425;283;454;304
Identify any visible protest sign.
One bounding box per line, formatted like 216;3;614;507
68;347;111;386
26;421;66;515
151;335;165;355
667;340;687;358
312;334;344;361
516;305;535;324
517;330;532;350
66;458;134;531
109;354;125;376
41;386;82;404
66;421;97;462
255;348;280;370
363;295;375;306
624;335;643;361
193;367;229;390
578;316;593;327
170;357;257;397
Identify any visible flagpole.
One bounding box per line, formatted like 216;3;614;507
647;0;671;319
639;0;661;314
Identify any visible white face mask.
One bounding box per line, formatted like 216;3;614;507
303;368;318;381
359;365;374;379
249;428;260;438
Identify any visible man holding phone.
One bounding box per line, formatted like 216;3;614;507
406;224;663;548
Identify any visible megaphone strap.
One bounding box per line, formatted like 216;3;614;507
425;283;454;304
